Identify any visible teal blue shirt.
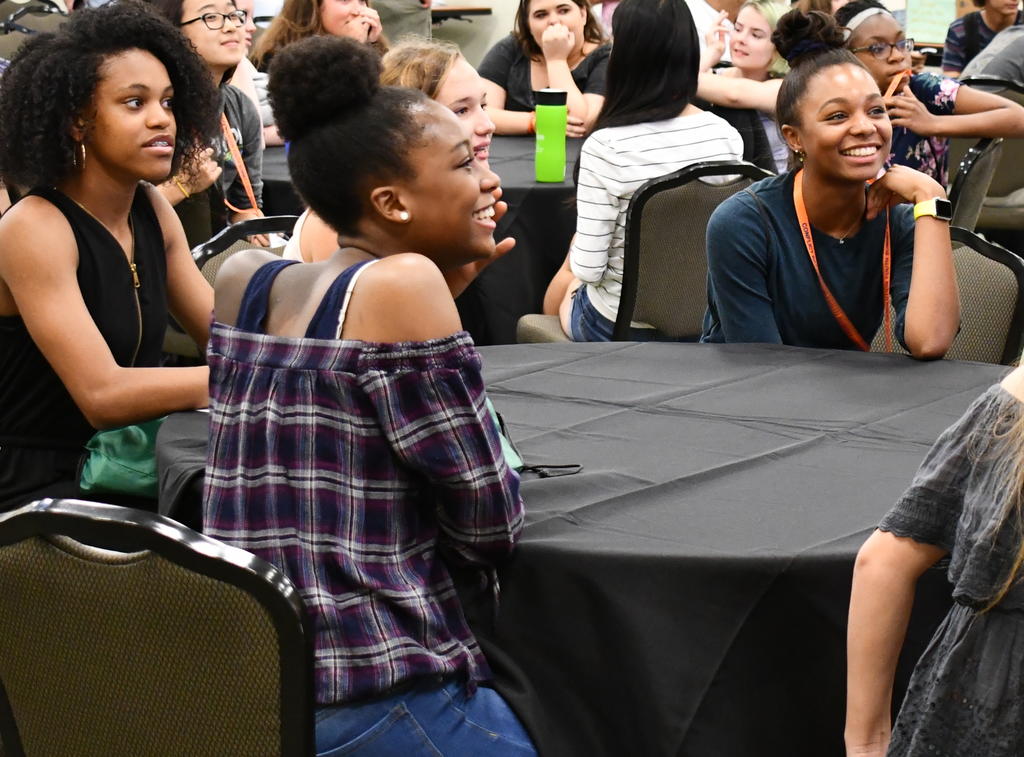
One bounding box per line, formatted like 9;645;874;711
701;171;916;350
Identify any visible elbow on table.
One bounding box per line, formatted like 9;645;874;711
904;328;955;361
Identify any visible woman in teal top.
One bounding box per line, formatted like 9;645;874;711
702;9;959;359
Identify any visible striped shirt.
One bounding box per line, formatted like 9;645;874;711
568;111;744;326
204;323;524;705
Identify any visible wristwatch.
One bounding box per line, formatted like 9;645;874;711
912;197;952;222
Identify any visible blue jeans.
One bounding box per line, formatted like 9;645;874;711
315;678;537;756
569;285;683;342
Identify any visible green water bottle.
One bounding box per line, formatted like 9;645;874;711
534;88;568;183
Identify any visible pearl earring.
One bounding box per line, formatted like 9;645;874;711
399;211;410;222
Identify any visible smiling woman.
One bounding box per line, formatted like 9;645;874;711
0;1;219;509
836;0;1024;185
202;34;536;757
478;0;610;136
701;9;960;358
151;0;266;239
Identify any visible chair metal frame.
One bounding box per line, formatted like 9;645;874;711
0;498;315;757
957;75;1024;97
191;214;298;270
948;137;1003;231
614;160;773;341
951;225;1024;365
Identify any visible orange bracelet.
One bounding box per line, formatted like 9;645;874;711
528;112;536;134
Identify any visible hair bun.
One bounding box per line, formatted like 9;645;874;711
268;36;382;142
772;9;845;66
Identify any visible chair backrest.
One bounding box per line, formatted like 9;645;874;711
614;160;773;340
191;214;298;289
870;227;1024;363
0;498;314;757
948;138;1003;231
946;226;1024;363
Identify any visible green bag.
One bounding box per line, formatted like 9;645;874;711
485;398;524;471
79;417;166;499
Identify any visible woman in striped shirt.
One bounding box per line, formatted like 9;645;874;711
556;0;744;341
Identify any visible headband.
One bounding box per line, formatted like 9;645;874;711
842;7;890;39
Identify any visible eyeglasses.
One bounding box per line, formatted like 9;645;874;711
850;38;914;60
180;9;247;30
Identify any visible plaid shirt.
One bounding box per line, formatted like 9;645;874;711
204;322;524;705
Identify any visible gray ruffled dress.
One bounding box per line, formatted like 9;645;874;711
879;383;1024;756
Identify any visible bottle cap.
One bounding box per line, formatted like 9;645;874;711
534;88;568;106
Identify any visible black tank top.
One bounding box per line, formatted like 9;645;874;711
0;184;168;506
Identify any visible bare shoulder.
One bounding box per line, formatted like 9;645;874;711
213;248;285;326
343;253;462;342
0;195;76;270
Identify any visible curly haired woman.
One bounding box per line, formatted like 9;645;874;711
0;1;219;509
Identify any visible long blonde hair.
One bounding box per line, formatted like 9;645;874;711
251;0;386;69
981;408;1024;611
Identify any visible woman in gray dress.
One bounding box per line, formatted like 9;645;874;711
846;363;1024;756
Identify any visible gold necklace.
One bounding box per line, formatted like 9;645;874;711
70;197;139;288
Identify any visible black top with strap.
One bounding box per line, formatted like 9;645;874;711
235;257;374;338
0;184;168;509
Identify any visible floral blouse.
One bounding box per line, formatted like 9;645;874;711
888;73;960;186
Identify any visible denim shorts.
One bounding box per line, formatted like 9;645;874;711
315;678;536;756
569;285;684;342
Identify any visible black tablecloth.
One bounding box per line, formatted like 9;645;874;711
156;342;1007;756
260;136;582;345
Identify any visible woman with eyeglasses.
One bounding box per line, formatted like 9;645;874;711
152;0;266;242
836;0;1024;185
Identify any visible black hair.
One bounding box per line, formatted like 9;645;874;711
147;0;240;84
268;35;429;236
772;9;865;128
833;0;890;30
591;0;699;132
0;1;219;190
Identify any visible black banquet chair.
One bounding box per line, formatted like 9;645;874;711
163;213;299;360
871;227;1024;364
948;137;1003;232
517;160;772;343
0;498;314;757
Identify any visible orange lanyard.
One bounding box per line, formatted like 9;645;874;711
793;170;892;352
220;114;262;217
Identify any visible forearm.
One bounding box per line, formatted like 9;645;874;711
80;365;209;429
697;73;778;114
929;107;1024;138
845;561;912;753
903;215;959;359
845;531;943;754
489;107;534;135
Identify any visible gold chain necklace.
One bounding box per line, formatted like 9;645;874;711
70;197;139;288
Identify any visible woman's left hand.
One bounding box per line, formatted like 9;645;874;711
883;93;939;136
566;115;586;138
360;6;382;43
865;165;944;220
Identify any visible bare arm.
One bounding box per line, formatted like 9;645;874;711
885;84;1024;139
697;72;783;115
540;28;603;133
866;167;959;360
845;529;946;757
0;197;209;429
